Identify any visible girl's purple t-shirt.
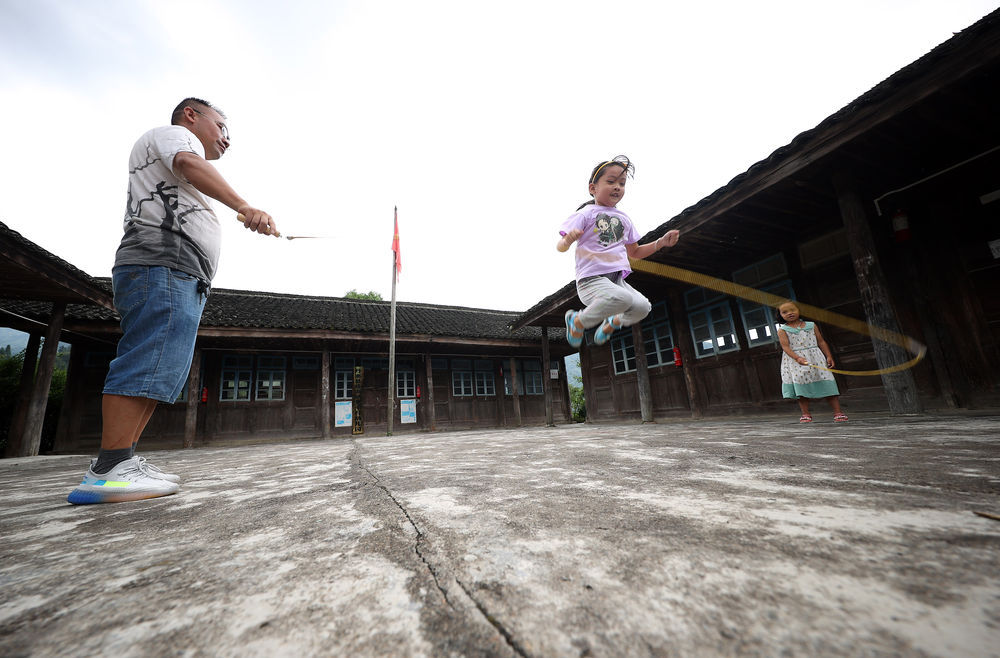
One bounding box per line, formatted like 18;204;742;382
559;204;640;279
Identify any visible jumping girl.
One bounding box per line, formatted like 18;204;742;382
557;155;679;348
777;300;848;423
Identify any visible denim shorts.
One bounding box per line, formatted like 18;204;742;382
103;265;208;403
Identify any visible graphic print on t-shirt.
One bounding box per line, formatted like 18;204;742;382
593;212;625;246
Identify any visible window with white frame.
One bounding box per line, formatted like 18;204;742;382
522;360;543;395
504;360;543;395
396;370;415;397
475;371;495;396
256;356;286;401
474;360;495;396
220;355;253;401
334;357;354;399
611;333;636;374
739;280;796;347
452;371;473;396
688;302;740;358
641;301;674;367
732;255;794;349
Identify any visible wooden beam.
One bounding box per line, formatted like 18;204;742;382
833;172;921;414
52;344;83;453
4;332;40;457
495;360;506;428
183;348;202;449
579;346;593;423
0;246;114;308
669;291;704;418
541;327;554;427
509;357;522;427
632;324;653;423
20;303;65;456
509;285;578;331
424;352;436;431
321;348;331;437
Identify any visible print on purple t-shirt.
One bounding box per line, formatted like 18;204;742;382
559;205;640;280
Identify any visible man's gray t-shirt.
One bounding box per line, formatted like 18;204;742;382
115;125;222;283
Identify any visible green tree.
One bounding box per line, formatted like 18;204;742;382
569;373;586;422
0;348;69;455
344;290;383;301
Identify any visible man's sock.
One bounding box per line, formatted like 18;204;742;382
93;448;133;475
130;441;137;457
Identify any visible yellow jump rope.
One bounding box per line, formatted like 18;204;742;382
628;258;926;377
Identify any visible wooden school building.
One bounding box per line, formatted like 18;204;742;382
0;220;574;456
513;8;1000;421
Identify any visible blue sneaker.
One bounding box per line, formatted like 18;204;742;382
594;315;622;346
565;310;583;348
68;457;179;505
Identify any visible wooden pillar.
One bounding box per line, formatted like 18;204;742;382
183;348;202;448
579;345;593;423
899;241;958;407
424;352;436;431
509;357;522;427
669;290;704;418
4;332;41;457
541;327;554;427
632;324;654;422
19;303;65;456
52;344;83;453
733;303;765;406
495;361;507;428
321;348;331;437
834;172;921;414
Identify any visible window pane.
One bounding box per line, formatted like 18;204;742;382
453;372;473;396
612;334;636;374
397;371;415;397
475;372;495;396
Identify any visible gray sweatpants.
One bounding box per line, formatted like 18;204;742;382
575;272;652;329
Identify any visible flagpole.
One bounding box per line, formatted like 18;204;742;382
387;207;398;436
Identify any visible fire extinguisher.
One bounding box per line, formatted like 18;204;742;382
201;387;208;403
673;346;683;367
891;209;911;242
416;385;421;399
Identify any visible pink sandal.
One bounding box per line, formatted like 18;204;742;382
799;414;813;423
834;413;849;422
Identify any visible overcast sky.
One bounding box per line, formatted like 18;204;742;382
1;0;996;313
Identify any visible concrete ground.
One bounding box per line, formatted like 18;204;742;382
1;413;999;657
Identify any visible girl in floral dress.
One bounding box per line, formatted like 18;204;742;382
777;301;848;423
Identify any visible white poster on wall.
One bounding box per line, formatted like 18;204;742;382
400;398;416;424
335;401;352;427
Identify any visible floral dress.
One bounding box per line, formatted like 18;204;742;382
780;322;840;399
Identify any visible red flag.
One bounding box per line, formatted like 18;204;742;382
392;207;402;280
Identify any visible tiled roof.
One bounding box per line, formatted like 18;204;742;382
1;282;547;341
0;220;106;288
198;287;543;339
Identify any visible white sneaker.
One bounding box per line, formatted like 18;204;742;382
136;456;181;483
68;457;179;505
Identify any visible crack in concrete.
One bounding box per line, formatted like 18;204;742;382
351;442;454;609
352;443;531;657
455;578;532;658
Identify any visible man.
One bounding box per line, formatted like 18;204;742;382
67;98;276;504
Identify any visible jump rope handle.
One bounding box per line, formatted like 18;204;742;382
236;213;282;238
